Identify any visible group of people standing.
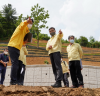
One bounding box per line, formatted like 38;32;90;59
0;17;84;88
46;27;84;88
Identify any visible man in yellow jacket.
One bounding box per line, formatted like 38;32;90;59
8;17;33;85
17;44;28;85
46;27;63;88
61;57;69;87
67;35;84;88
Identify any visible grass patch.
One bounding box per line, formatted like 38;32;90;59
28;43;46;47
83;54;100;56
0;44;7;47
62;46;67;48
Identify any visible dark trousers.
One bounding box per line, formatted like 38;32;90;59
69;60;84;87
49;52;63;83
17;60;25;85
0;64;7;84
62;73;69;87
8;46;20;83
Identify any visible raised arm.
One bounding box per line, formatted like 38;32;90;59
57;29;63;40
19;17;32;30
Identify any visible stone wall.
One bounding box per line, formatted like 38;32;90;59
3;65;100;88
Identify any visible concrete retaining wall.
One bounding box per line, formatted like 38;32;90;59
3;65;100;88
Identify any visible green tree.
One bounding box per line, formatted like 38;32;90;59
0;12;8;39
89;36;95;48
2;4;17;37
89;36;95;43
15;14;23;27
61;39;69;43
93;41;100;48
75;37;79;43
31;3;49;48
78;36;88;46
38;33;50;40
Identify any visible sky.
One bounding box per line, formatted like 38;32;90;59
0;0;100;41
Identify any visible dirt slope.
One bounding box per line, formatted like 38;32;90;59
0;85;100;96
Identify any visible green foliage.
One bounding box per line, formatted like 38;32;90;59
31;3;49;48
44;60;49;64
74;36;100;48
78;36;88;46
75;38;79;43
37;33;50;40
61;39;69;43
15;14;23;27
89;36;95;44
0;4;17;40
93;41;100;48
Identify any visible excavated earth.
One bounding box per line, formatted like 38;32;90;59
0;85;100;96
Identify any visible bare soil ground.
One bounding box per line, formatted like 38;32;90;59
0;85;100;96
7;57;100;66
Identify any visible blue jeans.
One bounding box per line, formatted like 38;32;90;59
0;64;7;84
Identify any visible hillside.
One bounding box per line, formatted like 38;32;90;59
0;38;100;66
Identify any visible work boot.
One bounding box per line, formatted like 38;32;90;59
18;83;23;85
51;82;62;88
10;82;17;85
64;85;69;87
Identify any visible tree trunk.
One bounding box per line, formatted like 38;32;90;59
37;33;39;48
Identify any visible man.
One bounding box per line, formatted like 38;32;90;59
67;35;84;88
46;27;63;87
61;57;69;87
0;49;9;84
8;17;34;85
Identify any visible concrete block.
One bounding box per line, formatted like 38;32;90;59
89;68;96;73
26;78;34;83
26;75;34;79
97;85;100;88
34;83;41;86
42;73;49;79
49;78;55;82
89;84;97;88
41;83;49;86
88;77;97;81
34;78;41;83
41;78;50;83
89;81;97;85
84;84;89;88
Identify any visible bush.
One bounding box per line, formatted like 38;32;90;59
35;33;50;40
78;36;88;46
44;60;49;64
61;39;69;44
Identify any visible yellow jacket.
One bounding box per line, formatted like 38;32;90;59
61;61;69;73
19;46;28;65
67;43;83;61
8;20;30;50
46;33;63;54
